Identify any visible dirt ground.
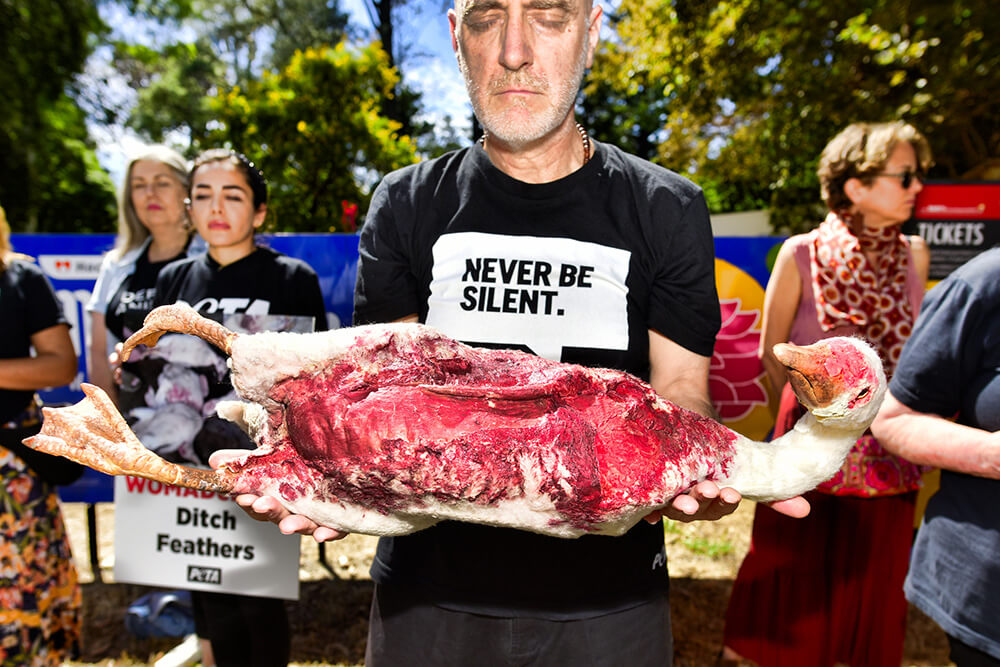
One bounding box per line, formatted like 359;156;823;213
60;501;952;667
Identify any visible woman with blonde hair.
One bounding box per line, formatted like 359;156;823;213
0;204;81;665
87;144;201;404
722;121;933;666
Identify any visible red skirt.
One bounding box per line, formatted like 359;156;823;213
722;388;917;667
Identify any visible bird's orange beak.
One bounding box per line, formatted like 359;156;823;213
773;341;842;411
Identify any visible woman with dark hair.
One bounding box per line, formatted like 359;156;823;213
0;204;81;665
721;122;933;666
152;149;327;667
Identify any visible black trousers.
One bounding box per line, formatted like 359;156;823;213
191;590;290;667
365;583;673;667
949;635;1000;667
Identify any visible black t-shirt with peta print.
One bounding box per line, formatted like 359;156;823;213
155;246;327;325
105;244;186;344
128;246;328;465
355;142;721;618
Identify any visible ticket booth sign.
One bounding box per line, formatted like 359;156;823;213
904;181;1000;279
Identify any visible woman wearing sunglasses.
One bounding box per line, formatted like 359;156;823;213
721;122;932;667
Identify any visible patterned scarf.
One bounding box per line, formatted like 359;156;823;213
809;211;913;375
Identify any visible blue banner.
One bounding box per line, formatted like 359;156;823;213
10;233;361;405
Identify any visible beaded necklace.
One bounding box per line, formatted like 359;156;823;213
479;122;591;165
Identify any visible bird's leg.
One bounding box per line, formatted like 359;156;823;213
121;303;239;360
22;383;233;493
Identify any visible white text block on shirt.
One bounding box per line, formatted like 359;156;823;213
425;232;631;361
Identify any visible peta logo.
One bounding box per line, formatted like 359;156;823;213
187;565;222;584
651;547;666;571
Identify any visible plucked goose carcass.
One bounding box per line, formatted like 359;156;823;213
23;304;885;538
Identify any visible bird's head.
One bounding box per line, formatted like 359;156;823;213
773;337;887;430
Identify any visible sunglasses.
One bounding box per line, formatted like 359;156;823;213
875;170;921;189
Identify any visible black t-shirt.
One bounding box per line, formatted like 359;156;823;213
0;260;69;422
156;246;328;325
889;247;1000;652
354;142;720;618
105;244;187;343
134;246;328;464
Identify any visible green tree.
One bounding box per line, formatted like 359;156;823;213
112;40;223;145
104;0;350;149
192;0;350;85
0;0;116;232
588;0;999;232
117;0;350;79
209;42;418;232
580;46;669;162
268;0;352;71
362;0;427;138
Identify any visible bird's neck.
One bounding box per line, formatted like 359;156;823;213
717;414;861;502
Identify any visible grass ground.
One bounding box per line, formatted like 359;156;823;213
61;501;953;666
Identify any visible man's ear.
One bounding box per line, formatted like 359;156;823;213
585;4;603;68
448;8;459;54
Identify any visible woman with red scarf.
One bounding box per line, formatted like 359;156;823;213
722;122;933;666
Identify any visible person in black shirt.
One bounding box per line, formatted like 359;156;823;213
217;2;809;664
0;204;80;663
872;248;1000;664
154;150;327;667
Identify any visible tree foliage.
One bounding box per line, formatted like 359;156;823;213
113;41;223;143
107;0;352;148
108;0;437;231
0;0;116;232
208;42;418;232
587;0;1000;232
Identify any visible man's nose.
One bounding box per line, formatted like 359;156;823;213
499;16;533;71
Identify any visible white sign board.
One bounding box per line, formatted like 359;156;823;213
113;476;301;600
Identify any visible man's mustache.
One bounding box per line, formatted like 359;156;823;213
488;71;549;94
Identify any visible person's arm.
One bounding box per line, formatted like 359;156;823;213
648;329;717;419
0;324;77;391
646;330;737;521
758;240;802;397
88;312;118;401
643;331;809;522
871;391;1000;478
909;235;931;286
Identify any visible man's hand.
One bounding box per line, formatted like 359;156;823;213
644;481;811;524
766;495;811;518
648;481;741;523
209;450;348;543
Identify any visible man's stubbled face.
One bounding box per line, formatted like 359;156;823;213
451;0;596;150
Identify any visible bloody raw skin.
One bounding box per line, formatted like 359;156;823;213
23;304;886;538
244;333;737;531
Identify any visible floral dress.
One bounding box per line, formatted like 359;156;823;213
0;444;81;666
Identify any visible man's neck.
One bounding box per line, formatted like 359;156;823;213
482;118;588;184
